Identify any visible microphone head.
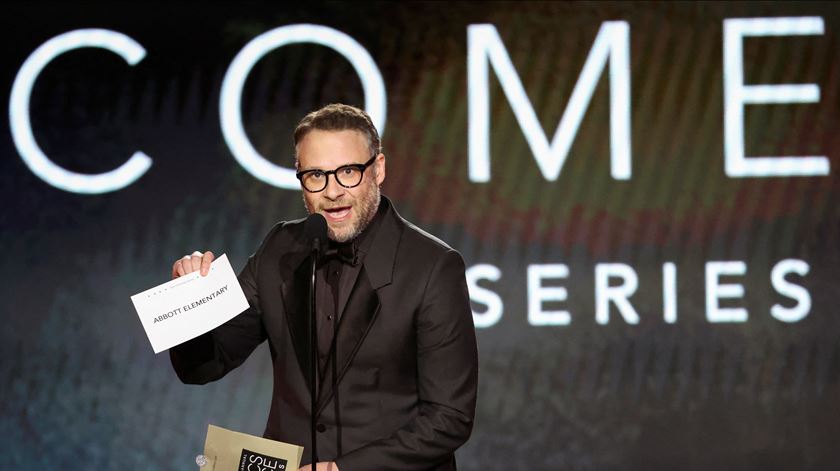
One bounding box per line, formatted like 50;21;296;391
304;213;328;243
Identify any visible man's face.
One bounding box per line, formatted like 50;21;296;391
297;129;386;242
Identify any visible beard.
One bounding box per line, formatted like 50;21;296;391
303;179;381;243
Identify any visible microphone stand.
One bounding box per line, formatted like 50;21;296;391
308;240;320;469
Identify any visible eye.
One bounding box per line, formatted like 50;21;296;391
340;167;355;176
310;170;326;179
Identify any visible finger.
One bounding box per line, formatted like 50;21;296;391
180;255;194;274
200;251;215;276
173;259;186;278
190;251;203;273
177;259;186;277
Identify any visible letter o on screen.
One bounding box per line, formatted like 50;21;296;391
220;24;387;189
9;29;151;194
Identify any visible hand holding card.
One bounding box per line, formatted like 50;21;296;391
131;254;249;353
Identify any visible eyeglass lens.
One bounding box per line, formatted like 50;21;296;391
302;166;363;191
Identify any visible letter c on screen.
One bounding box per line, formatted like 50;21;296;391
9;29;151;194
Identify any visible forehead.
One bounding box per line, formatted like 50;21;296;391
297;129;369;170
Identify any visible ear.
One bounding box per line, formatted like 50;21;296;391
374;153;386;185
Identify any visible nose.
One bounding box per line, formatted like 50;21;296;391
323;174;345;200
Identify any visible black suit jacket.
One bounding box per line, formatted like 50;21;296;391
170;198;478;470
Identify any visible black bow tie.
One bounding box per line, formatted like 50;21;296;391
323;240;358;266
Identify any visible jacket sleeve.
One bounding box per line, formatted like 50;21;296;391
336;249;479;470
169;224;282;384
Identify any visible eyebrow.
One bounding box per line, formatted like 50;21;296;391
299;164;342;172
298;158;371;172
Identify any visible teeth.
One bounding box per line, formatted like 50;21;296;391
325;208;350;219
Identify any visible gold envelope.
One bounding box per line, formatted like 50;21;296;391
201;424;303;471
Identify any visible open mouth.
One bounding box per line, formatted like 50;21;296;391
323;206;351;222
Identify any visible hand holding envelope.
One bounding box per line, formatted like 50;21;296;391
200;424;303;471
131;253;249;353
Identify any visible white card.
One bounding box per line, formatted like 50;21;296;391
130;254;249;354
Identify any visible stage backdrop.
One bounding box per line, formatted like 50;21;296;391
2;1;839;469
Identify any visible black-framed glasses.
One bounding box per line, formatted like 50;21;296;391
296;155;377;193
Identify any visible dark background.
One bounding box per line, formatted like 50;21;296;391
1;2;839;469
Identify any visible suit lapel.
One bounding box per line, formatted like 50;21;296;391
280;250;316;395
316;266;380;413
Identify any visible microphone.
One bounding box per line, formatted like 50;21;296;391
303;212;326;467
304;213;328;253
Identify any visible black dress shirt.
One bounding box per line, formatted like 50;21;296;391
314;201;386;379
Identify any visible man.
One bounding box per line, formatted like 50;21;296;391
169;104;478;470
